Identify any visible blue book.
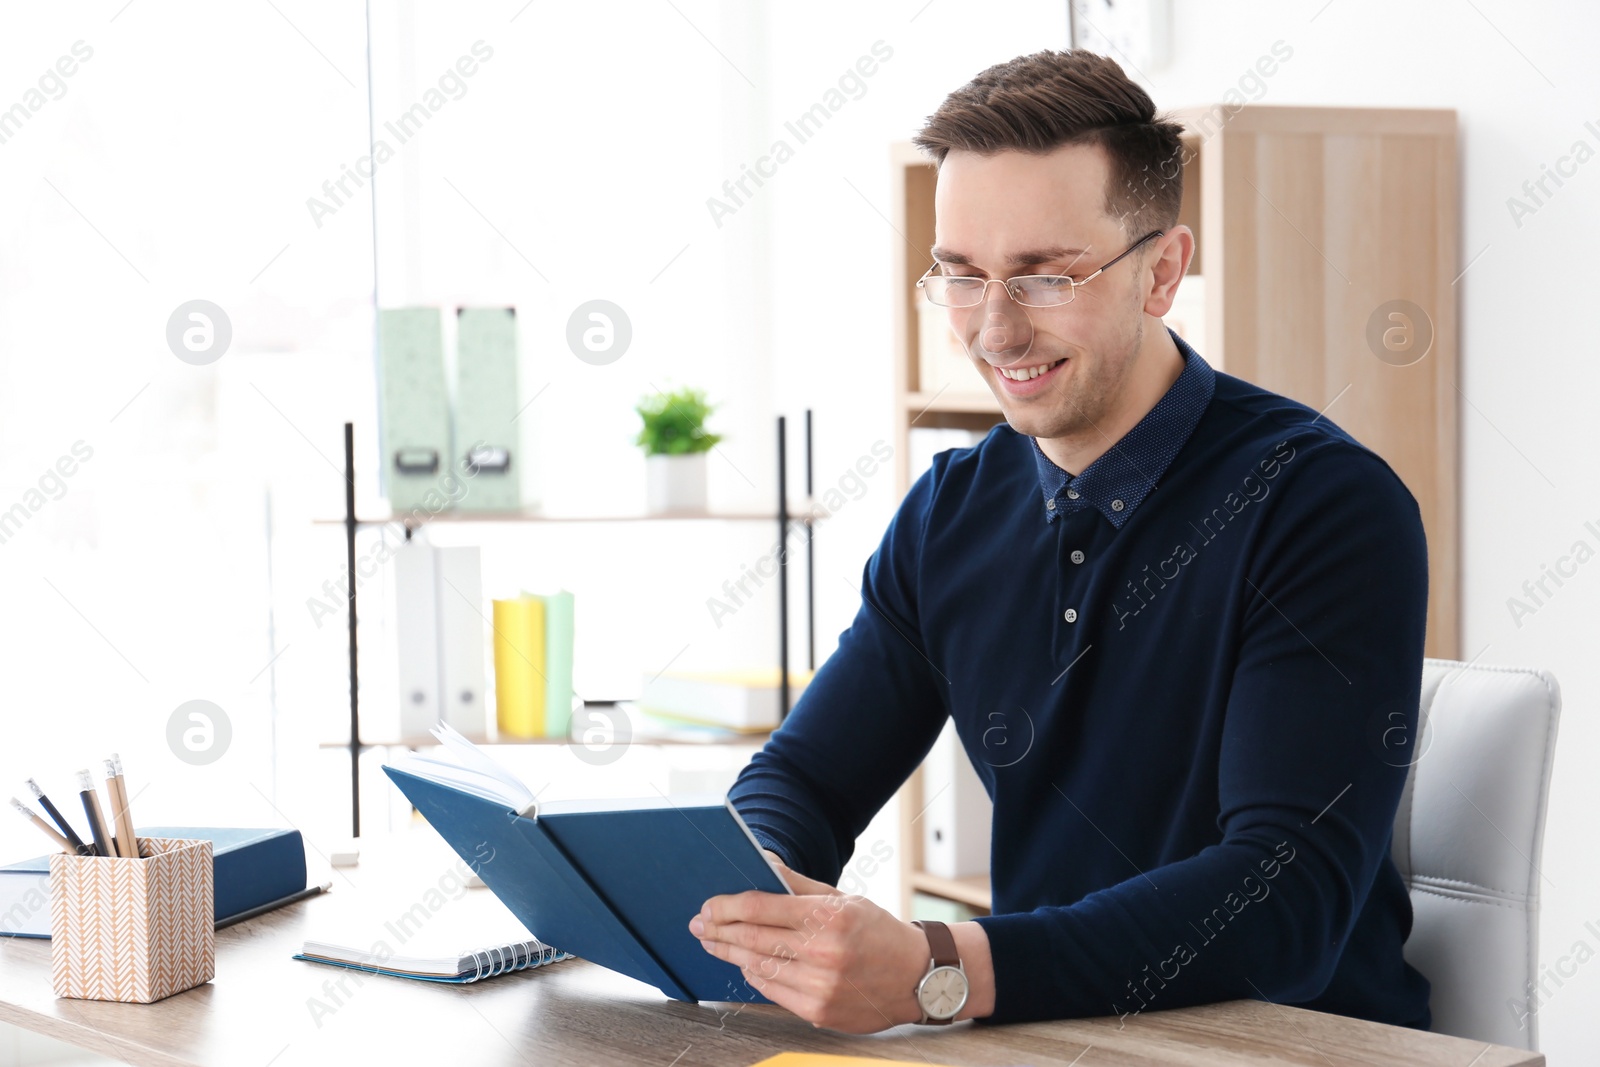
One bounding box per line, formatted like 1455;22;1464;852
382;725;790;1003
0;827;306;938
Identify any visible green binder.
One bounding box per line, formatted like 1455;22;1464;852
454;307;521;512
377;308;453;514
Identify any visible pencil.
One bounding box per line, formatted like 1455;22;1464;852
104;756;138;859
76;769;113;859
215;881;332;930
26;778;91;855
10;797;72;853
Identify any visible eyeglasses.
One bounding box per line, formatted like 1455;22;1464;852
916;230;1165;308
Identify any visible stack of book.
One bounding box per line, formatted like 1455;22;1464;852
636;668;812;733
491;591;576;738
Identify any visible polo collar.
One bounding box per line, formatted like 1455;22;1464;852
1029;327;1216;528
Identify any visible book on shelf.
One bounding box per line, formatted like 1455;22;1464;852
540;589;575;738
636;668;813;732
492;594;547;736
381;722;790;1002
491;590;576;738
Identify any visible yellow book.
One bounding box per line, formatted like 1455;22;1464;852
492;596;546;737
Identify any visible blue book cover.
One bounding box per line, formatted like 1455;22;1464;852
0;827;306;938
382;764;790;1003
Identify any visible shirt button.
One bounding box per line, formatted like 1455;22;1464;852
1111;499;1125;512
1063;608;1078;623
1066;489;1080;500
1070;549;1085;564
1045;498;1055;511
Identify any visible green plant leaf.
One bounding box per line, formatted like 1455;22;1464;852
634;387;724;456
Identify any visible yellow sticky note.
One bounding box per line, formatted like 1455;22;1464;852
748;1055;960;1067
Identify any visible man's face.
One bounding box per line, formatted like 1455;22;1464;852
932;143;1150;441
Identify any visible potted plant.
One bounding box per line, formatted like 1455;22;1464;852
634;387;723;513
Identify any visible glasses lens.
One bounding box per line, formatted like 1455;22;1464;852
1010;276;1077;307
922;277;985;307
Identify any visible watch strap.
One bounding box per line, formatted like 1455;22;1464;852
912;920;960;968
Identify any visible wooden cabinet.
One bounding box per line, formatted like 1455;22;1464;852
888;105;1459;916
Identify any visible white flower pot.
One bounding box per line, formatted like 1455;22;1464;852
646;453;708;514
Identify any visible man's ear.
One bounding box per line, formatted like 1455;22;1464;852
1142;226;1195;319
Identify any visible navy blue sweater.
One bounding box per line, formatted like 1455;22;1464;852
730;331;1432;1028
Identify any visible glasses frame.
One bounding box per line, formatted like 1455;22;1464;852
915;229;1165;308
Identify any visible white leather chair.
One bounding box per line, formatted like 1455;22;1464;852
1391;658;1561;1050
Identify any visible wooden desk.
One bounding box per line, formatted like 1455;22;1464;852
0;832;1542;1067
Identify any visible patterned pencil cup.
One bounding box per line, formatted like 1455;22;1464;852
50;837;215;1003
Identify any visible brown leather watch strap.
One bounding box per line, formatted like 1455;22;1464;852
912;920;960;968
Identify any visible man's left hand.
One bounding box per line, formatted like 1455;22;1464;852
689;857;930;1033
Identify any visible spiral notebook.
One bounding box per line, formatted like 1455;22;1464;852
294;881;570;985
295;933;568;984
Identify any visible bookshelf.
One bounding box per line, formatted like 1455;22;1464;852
325;414;821;836
889;105;1460;916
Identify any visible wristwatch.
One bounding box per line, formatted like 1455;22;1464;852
911;920;969;1024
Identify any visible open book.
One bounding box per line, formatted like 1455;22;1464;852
382;723;791;1003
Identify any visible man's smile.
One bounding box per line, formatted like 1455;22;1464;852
992;356;1068;394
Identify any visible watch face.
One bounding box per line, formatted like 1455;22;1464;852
918;965;969;1020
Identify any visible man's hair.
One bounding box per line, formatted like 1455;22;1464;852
912;50;1185;242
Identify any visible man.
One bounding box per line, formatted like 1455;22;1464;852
691;49;1431;1034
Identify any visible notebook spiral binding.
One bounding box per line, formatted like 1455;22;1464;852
465;937;564;982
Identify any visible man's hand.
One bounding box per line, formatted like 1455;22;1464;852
690;853;993;1033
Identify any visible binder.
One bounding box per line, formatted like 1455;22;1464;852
436;546;488;739
377;308;453;514
393;539;441;738
921;718;992;879
492;595;546;737
454;307;521;512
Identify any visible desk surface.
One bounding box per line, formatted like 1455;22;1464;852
0;831;1543;1067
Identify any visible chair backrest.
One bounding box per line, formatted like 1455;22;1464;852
1391;659;1561;1050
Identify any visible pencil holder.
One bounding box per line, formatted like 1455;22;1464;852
49;837;215;1003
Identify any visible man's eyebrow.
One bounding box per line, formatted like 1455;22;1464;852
1009;246;1094;269
929;246;1094;269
